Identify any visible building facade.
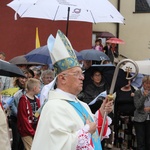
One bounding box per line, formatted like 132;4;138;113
93;0;150;60
0;0;92;61
2;0;150;61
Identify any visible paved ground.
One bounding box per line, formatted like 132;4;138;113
104;145;121;150
104;147;120;150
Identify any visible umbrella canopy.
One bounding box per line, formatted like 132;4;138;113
79;49;110;61
0;60;25;77
7;0;124;23
25;45;83;65
106;37;125;44
83;64;128;116
7;0;124;36
131;73;143;88
97;32;115;38
74;50;83;61
84;64;128;92
9;55;44;65
122;60;150;75
25;45;52;65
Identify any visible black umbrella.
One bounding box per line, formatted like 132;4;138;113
79;49;110;61
83;64;128;93
97;31;115;38
0;60;25;77
83;64;128;113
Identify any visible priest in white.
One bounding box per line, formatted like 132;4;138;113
31;30;113;150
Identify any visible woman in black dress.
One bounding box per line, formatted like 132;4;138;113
114;80;137;149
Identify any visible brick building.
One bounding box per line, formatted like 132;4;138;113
1;0;92;61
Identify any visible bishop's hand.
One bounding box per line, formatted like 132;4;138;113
86;120;96;134
99;97;114;117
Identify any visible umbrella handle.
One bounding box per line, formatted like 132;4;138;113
99;59;139;140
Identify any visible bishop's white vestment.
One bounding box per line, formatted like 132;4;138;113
31;89;107;150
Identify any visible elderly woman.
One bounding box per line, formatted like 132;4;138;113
134;75;150;150
40;69;55;88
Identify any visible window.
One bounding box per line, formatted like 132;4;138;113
135;0;150;13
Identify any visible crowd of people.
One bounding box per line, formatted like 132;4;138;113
93;38;119;65
0;32;114;150
0;32;150;150
0;52;57;150
82;38;150;150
